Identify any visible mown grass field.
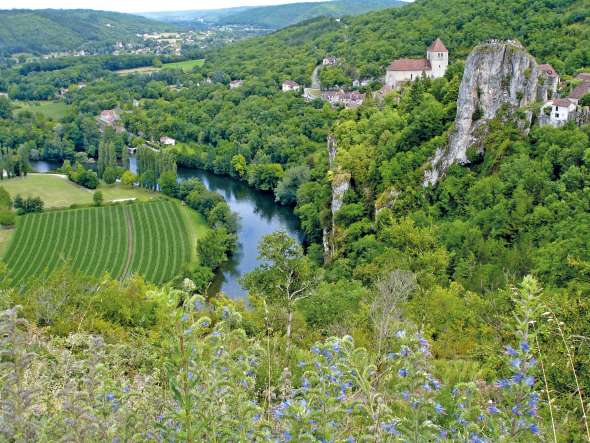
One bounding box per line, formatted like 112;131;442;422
15;101;70;119
1;174;155;208
116;59;204;75
3;200;198;284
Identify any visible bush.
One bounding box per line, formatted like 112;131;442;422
93;191;104;207
0;209;15;227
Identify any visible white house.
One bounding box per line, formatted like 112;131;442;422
385;38;449;89
229;80;244;89
160;136;176;146
542;98;577;126
282;80;301;92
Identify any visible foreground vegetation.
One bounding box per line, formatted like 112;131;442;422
4;200;195;284
0;0;589;439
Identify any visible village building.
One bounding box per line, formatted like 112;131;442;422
160;136;176;146
98;109;120;126
321;90;365;109
569;80;590;105
576;73;590;82
353;78;373;88
282;80;301;92
385;38;449;89
542;98;577;126
323;56;338;66
539;63;559;97
229;80;244;89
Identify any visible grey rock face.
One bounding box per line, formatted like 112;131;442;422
327;135;351;215
424;40;542;186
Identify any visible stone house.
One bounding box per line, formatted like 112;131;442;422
541;98;577;126
539;64;559;98
321;90;365;109
385;38;449;89
282;80;301;92
160;136;176;146
323;56;338;66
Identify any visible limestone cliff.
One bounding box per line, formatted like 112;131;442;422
324;134;351;261
424;40;542;186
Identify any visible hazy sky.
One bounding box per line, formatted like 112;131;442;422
0;0;338;13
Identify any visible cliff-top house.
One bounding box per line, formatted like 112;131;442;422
385;38;449;88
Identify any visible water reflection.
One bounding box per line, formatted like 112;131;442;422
178;168;303;298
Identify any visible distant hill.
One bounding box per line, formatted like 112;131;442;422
142;0;407;29
217;0;407;28
0;9;174;55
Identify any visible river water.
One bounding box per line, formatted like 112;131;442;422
29;159;303;297
178;168;303;298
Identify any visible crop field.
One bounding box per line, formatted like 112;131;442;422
3;201;193;284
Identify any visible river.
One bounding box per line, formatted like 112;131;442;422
30;159;303;298
177;168;304;298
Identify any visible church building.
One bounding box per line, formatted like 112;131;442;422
385;38;449;88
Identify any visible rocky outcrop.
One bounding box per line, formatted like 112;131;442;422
323;134;351;261
327;135;350;215
424;40;543;186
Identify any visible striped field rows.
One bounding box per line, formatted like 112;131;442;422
3;201;191;284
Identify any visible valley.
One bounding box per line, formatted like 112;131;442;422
0;0;589;440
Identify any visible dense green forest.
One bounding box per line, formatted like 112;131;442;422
216;0;406;28
0;0;590;439
0;9;174;55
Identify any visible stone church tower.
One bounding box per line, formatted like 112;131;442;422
426;38;449;79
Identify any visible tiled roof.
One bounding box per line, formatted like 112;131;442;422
553;98;574;107
427;38;448;53
576;73;590;82
539;64;557;77
388;58;431;72
283;80;299;87
569;82;590;99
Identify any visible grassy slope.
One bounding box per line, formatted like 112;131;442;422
1;174;155;208
217;0;406;28
0;9;174;55
115;59;204;75
15;101;70;120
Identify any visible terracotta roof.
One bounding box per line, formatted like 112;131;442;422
576;73;590;82
283;80;299;87
539;64;557;77
427;38;448;53
553;98;574;107
387;58;431;72
569;81;590;99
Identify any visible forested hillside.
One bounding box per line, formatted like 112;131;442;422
205;0;590;82
0;9;174;55
217;0;406;28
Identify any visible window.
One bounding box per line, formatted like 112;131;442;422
555;113;560;118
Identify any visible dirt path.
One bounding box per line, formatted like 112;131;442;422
121;207;134;279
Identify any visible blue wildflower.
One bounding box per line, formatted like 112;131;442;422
512;373;524;383
311;346;320;354
496;379;511;389
530;423;540;435
201;320;210;327
510;358;521;369
520;342;530;352
512;406;522;416
332;341;340;353
106;392;115;402
524;376;535;387
283;431;292;441
181;314;189;322
380;422;399;436
396;329;406;338
435;403;446;414
488;405;500;414
122;385;130;393
505;346;518;357
347;437;355;443
398;368;408;378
